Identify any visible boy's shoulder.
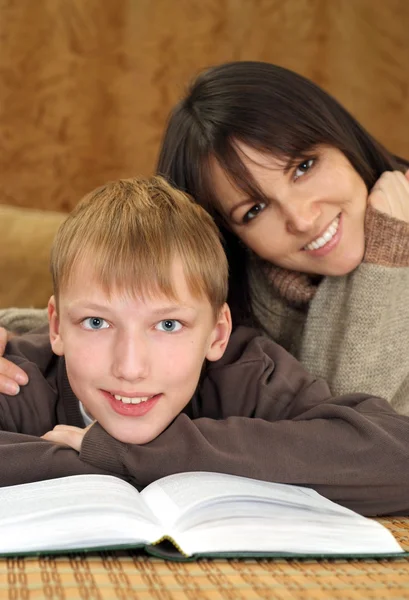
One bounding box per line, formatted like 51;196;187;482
1;332;67;435
208;325;295;371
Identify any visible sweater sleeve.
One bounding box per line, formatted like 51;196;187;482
79;332;409;517
299;206;409;415
0;431;115;487
0;345;122;487
363;205;409;266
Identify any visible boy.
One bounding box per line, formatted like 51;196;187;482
1;176;409;517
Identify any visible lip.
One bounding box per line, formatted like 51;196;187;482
102;390;161;417
302;213;342;257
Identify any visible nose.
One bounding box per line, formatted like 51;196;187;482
112;330;150;381
282;198;321;235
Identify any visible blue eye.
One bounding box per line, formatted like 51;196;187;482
243;202;267;224
294;158;314;180
155;320;182;333
82;317;109;330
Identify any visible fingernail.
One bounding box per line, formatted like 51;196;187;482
15;373;28;386
6;382;20;396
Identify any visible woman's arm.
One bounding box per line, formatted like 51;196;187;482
0;309;49;393
0;327;28;394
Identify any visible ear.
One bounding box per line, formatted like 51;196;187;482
205;303;232;362
48;295;64;356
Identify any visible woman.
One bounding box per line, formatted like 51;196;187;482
156;61;409;413
1;61;409;412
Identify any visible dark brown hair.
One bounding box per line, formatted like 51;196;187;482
157;61;408;324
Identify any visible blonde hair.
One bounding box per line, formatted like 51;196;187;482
51;176;228;318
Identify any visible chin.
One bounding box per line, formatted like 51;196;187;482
108;427;158;445
325;259;363;277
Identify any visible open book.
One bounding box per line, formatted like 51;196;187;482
0;472;404;560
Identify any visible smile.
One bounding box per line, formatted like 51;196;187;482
113;394;155;405
303;215;340;251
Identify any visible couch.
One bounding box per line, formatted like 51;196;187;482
0;205;67;309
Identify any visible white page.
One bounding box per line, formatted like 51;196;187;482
141;472;403;556
0;474;163;552
178;515;403;555
141;471;360;528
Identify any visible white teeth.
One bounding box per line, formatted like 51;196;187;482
304;216;340;251
114;394;152;405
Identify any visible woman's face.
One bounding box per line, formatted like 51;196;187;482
210;144;368;277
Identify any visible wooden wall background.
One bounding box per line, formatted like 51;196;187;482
0;0;408;212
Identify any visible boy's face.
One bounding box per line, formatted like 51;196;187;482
48;259;231;444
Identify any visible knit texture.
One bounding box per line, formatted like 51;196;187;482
249;206;409;415
0;308;48;334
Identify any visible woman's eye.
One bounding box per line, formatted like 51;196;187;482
82;317;110;330
155;320;182;333
294;158;314;180
243;202;266;224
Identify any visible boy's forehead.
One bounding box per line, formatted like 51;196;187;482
58;257;211;312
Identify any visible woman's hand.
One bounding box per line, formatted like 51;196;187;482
368;169;409;222
0;327;29;395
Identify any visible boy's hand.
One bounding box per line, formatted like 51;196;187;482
42;423;94;452
0;327;29;395
368;169;409;222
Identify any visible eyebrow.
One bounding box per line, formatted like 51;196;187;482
148;305;197;316
67;302;111;313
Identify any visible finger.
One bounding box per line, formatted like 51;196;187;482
368;186;391;214
42;425;84;451
398;170;409;188
0;329;29;388
42;430;71;446
0;328;7;355
0;358;29;394
51;424;81;433
42;430;75;448
0;375;20;396
369;171;409;221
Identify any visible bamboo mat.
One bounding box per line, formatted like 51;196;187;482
1;517;409;599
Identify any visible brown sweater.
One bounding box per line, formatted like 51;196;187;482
2;327;409;517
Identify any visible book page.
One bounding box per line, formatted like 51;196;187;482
142;472;403;556
141;471;356;528
0;474;162;553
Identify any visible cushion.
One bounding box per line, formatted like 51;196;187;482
0;205;67;308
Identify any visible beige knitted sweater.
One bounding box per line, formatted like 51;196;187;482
248;206;409;415
1;207;409;413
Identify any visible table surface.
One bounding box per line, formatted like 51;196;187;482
1;517;409;599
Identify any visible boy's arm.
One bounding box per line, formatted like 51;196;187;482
0;431;117;487
0;343;125;488
0;392;122;487
56;331;409;517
